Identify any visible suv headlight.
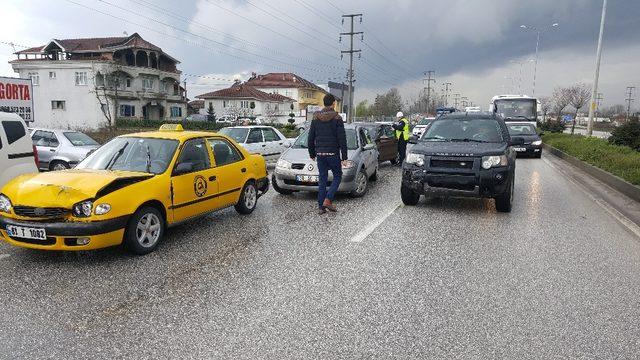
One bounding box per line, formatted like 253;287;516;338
72;200;93;217
481;155;508;169
406;153;425;166
276;159;291;170
0;194;12;213
532;140;542;146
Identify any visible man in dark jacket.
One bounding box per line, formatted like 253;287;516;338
308;94;348;214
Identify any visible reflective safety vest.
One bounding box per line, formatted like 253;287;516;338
395;118;410;141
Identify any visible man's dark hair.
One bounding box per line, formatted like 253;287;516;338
323;93;336;107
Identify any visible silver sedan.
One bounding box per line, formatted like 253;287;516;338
30;128;100;171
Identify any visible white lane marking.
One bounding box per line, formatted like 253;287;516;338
543;157;640;239
0;254;10;260
350;202;402;243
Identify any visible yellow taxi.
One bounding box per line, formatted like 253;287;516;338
0;124;269;255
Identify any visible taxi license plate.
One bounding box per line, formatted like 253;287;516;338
296;175;318;183
6;225;47;240
514;147;527;152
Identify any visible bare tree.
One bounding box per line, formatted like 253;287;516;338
263;103;279;124
568;83;592;134
552;87;572;122
538;96;552;123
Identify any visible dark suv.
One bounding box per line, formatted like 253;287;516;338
401;113;523;212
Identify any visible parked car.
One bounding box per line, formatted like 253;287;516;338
354;122;400;164
412;117;436;137
506;122;543;158
30;128;100;171
401;113;523;212
218;126;291;164
0;112;38;189
272;124;378;198
0;124;269;254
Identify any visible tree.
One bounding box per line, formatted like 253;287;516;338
568;83;591;134
370;88;403;117
206;102;216;123
355;100;370;118
538;96;552;123
552;86;572;121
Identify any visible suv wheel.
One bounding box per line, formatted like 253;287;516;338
401;184;420;206
272;175;293;195
495;176;514;213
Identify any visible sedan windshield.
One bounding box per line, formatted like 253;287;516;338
218;128;248;143
507;124;538;135
422;119;504;143
64;132;99;146
294;129;359;150
76;137;179;174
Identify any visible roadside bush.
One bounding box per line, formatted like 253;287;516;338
609;119;640;151
115;118;230;131
543;133;640;185
538;120;566;133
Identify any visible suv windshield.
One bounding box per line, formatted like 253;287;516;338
422;118;504;143
218;128;248;143
294;129;359;150
63;132;99;146
495;99;536;120
76;137;179;174
507;124;538;135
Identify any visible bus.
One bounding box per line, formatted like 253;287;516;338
489;95;537;125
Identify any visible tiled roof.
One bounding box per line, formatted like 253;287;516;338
16;33;162;54
196;84;296;102
245;73;325;92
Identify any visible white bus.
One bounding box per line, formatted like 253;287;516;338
489;95;537;125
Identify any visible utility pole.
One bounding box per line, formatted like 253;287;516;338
625;86;636;120
341;14;363;123
442;82;452;107
587;0;607;136
423;70;435;114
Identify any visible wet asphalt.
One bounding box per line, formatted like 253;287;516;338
1;156;640;359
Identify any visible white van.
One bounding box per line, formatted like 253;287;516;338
0;112;38;189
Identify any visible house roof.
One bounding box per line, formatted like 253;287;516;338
16;33;170;59
196;84;296;102
188;99;205;109
245;73;325;92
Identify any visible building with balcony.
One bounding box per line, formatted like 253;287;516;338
10;33;186;129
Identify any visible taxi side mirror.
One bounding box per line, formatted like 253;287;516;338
174;162;193;175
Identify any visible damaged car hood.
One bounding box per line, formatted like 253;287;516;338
1;169;153;208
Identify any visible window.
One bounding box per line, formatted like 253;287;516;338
142;78;154;90
175;138;210;173
49;71;56;79
51;101;66;110
218;128;248;143
208;138;243;166
28;72;39;86
162;81;169;92
262;128;279;142
240;100;250;109
170;106;182;118
126;78;132;88
223;100;229;108
119;104;135;117
95;74;105;87
384;125;395;138
246;129;263;144
2;121;26;145
32;130;59;147
75;72;88;86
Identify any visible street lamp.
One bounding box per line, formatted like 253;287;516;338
520;22;559;96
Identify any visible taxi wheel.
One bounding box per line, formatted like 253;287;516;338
124;206;165;255
235;181;258;215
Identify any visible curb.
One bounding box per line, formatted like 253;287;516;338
543;144;640;203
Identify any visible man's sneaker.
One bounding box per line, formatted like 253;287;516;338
318;207;327;215
323;199;337;212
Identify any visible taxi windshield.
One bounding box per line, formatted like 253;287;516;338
293;129;359;150
218;128;248;143
76;137;179;174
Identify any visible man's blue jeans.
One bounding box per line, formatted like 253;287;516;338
316;154;343;209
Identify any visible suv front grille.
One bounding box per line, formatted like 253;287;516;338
13;206;69;219
430;159;474;169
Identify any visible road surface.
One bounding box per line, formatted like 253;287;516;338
1;155;640;359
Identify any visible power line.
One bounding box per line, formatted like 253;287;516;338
293;0;341;30
625;86;636;120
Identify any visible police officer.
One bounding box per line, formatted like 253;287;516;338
392;111;410;165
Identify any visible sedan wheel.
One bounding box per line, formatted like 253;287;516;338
350;170;368;198
51;161;70;171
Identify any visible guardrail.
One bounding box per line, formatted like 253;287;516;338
543;144;640;203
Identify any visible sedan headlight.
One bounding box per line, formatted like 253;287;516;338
94;203;111;215
72;200;93;217
532;140;542;146
276;159;291;170
406;153;425;167
481;155;508;169
0;194;12;213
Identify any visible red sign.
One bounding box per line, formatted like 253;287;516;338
0;77;34;122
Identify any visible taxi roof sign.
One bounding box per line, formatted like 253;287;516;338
159;124;184;132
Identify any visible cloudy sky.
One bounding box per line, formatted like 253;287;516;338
1;0;639;109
